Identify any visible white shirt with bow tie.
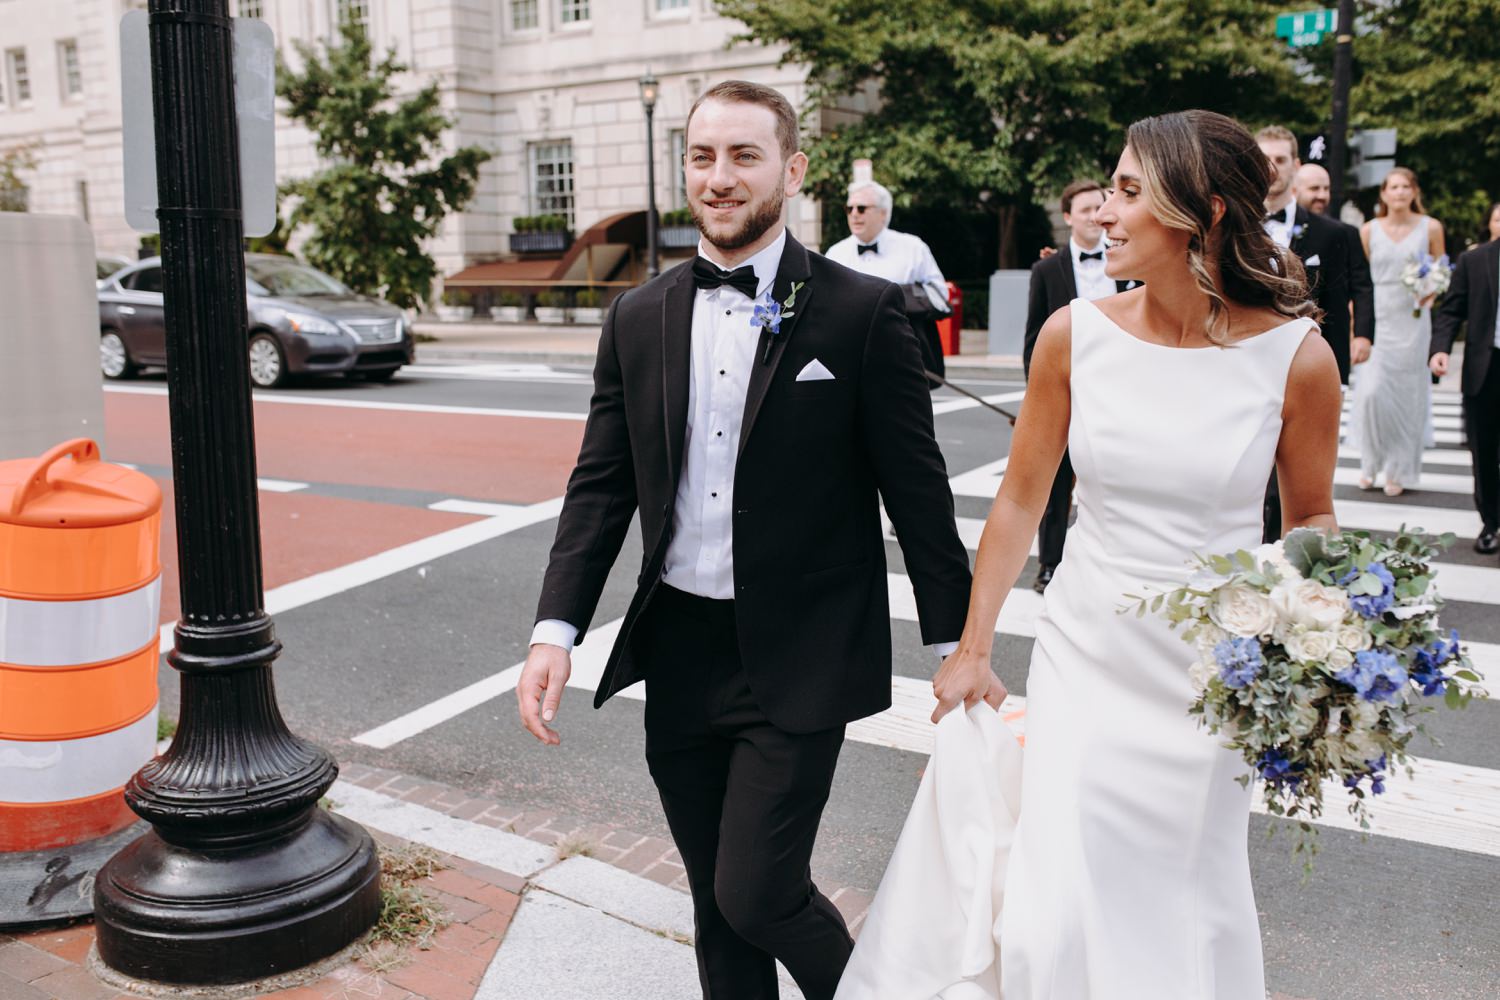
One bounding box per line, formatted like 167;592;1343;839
1070;238;1115;302
825;227;949;311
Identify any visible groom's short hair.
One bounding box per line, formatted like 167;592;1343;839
1255;125;1299;160
687;80;800;162
1060;179;1104;215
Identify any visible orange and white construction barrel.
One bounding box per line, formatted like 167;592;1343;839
0;438;162;924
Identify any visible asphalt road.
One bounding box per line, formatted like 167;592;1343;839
107;361;1500;1000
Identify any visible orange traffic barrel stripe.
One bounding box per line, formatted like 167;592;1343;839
0;439;163;852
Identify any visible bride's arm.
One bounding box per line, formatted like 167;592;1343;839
931;308;1072;721
1276;331;1342;535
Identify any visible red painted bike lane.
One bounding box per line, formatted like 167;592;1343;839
103;391;584;624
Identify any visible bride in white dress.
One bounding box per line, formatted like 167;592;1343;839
837;111;1342;1000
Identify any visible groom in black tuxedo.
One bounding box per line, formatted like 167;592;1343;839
518;80;972;1000
1431;236;1500;556
1023;179;1139;591
1257;126;1375;539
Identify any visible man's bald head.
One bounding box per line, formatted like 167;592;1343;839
1296;163;1331;215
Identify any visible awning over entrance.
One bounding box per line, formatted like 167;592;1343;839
444;211;651;288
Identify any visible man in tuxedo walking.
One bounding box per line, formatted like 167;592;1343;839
1257;126;1374;539
1295;160;1376;368
1022;179;1138;591
517;80;973;1000
1431;236;1500;556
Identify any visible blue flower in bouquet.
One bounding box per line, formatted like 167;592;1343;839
1340;562;1396;619
1213;636;1264;688
1410;629;1462;696
1257;748;1304;790
1343;754;1388;796
1336;648;1409;702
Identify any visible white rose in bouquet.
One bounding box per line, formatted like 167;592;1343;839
1284;628;1340;664
1337;623;1372;651
1252;541;1298;579
1270;579;1349;631
1209;585;1277;638
1188;657;1216;694
1327;646;1354;671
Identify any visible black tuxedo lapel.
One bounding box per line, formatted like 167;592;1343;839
662;264;696;488
1290;205;1310;257
1060;253;1079;301
1484;242;1500;319
739;234;815;458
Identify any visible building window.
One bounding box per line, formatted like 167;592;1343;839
529;141;574;225
58;40;82;99
511;0;538;30
236;0;265;18
558;0;589;25
656;0;690;10
336;0;369;29
669;128;687;209
6;49;31;105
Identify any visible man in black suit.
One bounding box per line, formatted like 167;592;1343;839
1296;160;1377;368
517;81;974;1000
1257;127;1375;539
1431;237;1500;556
1023;179;1138;591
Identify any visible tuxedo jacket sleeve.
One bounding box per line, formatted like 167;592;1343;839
1431;247;1469;358
1431;242;1500;396
534;296;639;638
1344;222;1375;343
1023;255;1068;378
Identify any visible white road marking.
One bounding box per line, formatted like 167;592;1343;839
1339;446;1472;468
257;477;308;493
1333;466;1472;495
931;390;1026;416
428;498;524;517
401;363;592;384
1335;498;1484;538
104;384;588;421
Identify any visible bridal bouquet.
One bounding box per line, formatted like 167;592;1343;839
1125;528;1485;849
1400;251;1452;317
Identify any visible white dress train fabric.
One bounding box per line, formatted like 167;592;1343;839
833;704;1023;1000
840;299;1310;1000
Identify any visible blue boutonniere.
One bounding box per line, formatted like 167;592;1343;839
1289;222;1306;241
753;280;805;363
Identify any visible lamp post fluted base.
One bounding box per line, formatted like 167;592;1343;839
93;809;379;984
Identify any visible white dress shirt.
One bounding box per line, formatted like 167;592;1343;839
1070;238;1115;302
533;228;957;658
1264;202;1296;249
825;227;949;311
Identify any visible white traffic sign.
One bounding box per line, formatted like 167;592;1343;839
120;11;276;238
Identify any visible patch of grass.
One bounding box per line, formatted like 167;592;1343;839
357;843;451;963
554;833;599;861
156;716;177;741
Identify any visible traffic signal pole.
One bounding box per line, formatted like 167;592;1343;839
1327;0;1355;213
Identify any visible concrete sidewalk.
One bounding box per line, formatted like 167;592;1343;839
1;761;842;1000
412;318;1026;380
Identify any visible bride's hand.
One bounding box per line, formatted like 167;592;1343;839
931;648;1008;723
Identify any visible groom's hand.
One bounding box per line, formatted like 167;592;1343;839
931;650;1008;723
519;643;572;746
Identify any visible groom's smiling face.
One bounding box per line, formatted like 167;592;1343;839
685;98;808;263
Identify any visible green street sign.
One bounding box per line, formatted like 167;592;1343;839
1275;8;1337;47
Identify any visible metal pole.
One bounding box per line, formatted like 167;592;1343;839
93;1;379;985
645;103;659;279
1327;0;1355;213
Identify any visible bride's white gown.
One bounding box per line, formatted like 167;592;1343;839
839;298;1315;1000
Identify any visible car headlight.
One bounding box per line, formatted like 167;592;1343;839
284;311;345;336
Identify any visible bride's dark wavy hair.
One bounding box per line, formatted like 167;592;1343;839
1126;110;1317;345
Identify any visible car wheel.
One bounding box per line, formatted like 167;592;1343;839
248;333;288;388
100;330;139;380
351;367;400;383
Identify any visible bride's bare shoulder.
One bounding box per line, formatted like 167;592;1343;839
1032;304;1073;380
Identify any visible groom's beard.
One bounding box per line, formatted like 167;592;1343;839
692;188;785;253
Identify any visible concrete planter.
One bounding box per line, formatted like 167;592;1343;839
435;305;474;322
534;306;570;324
490;306;526;323
571;307;605;325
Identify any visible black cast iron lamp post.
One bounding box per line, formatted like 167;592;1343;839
640;70;660;279
92;0;380;985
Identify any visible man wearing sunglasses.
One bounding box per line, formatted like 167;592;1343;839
825;180;951;382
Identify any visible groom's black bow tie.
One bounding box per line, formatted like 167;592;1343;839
857;242;879;255
691;257;760;298
1264;211;1286;223
1078;250;1104;262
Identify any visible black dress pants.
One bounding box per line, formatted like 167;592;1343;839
1038;448;1075;568
1466;361;1500;532
634;585;853;1000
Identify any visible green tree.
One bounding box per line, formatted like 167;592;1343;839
719;0;1318;265
0;142;38;212
276;20;491;308
1344;0;1500;248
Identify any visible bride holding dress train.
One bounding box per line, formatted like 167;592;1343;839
836;111;1342;1000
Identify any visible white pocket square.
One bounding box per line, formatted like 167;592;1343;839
1305;254;1321;266
795;359;836;382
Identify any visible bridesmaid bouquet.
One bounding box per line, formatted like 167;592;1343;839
1124;528;1485;848
1400;252;1452;317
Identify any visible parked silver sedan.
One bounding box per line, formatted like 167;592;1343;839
98;254;414;387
